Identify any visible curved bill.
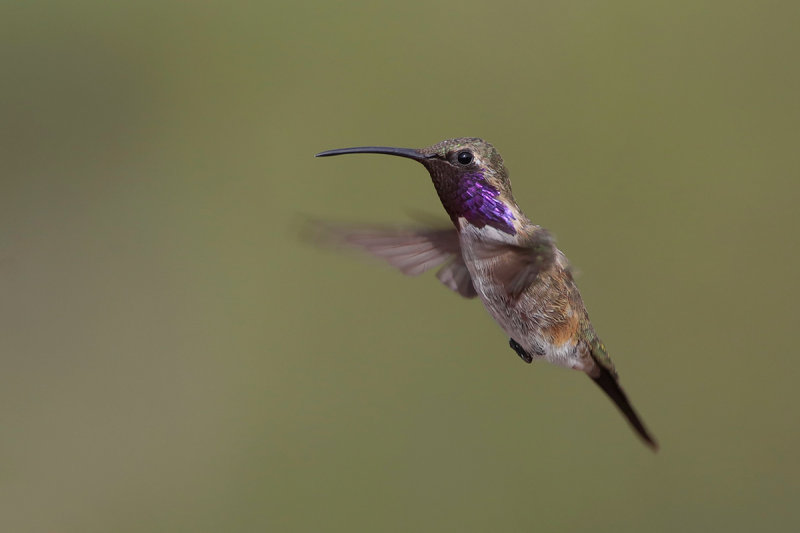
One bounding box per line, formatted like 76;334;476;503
315;146;428;161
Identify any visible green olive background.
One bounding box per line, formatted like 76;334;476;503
2;2;798;531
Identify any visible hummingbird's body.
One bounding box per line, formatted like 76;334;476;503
316;138;658;450
460;225;583;370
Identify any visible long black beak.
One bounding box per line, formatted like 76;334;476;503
315;146;429;161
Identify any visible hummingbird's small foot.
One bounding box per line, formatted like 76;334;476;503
509;338;533;364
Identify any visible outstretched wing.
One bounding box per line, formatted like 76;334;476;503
436;257;477;298
312;222;477;298
473;227;557;301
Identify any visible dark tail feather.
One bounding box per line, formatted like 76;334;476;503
590;366;659;451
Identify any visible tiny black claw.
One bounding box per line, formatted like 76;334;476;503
509;339;533;364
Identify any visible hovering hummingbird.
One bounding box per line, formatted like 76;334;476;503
315;138;658;450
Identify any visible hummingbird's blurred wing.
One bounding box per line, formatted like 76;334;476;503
435;256;477;298
474;228;557;301
313;223;477;298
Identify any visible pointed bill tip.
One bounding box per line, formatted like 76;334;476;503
315;146;429;161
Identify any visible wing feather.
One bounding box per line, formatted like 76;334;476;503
312;222;477;298
473;228;557;300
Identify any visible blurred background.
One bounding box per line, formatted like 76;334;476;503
2;1;799;531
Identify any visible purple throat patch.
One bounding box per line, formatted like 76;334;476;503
458;172;516;235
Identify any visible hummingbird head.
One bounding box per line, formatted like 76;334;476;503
316;137;521;235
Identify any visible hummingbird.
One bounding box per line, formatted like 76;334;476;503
315;138;658;450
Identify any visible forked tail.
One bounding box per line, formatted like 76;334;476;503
590;365;659;451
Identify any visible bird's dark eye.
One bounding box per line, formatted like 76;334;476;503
457;150;473;165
